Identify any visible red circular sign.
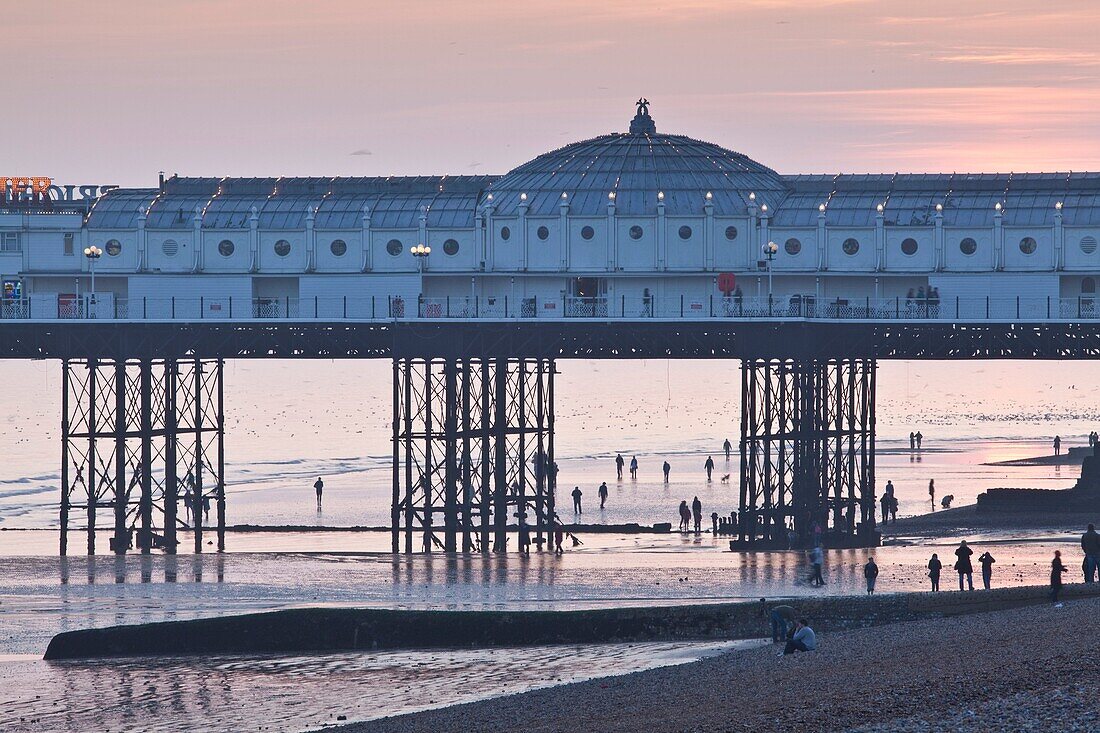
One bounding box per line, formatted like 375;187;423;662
717;272;736;295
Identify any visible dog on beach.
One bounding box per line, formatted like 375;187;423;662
720;474;730;483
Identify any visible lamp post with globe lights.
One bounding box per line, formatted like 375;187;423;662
83;244;102;317
762;240;778;312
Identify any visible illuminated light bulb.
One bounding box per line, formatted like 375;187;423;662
608;191;616;200
995;202;1002;211
1056;201;1063;210
749;192;756;201
657;191;665;201
760;204;768;213
705;191;713;200
818;204;826;213
876;204;884;213
936;203;943;212
520;192;527;201
561;192;568;199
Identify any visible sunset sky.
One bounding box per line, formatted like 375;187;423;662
7;0;1100;185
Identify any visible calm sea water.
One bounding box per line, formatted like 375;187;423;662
2;359;1096;532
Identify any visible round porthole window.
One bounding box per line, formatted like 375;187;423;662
1081;236;1098;254
105;239;122;256
629;225;644;240
443;238;459;256
842;238;859;255
162;239;179;257
901;238;919;256
1019;236;1037;255
725;225;738;240
959;237;977;256
537;226;550;241
500;226;511;241
274;239;291;257
581;225;595;240
218;239;234;257
330;239;347;257
678;225;692;240
386;239;403;256
784;237;801;255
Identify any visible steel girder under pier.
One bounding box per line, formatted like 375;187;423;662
392;357;555;554
61;358;225;555
737;358;878;549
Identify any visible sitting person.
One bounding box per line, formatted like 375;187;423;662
782;619;817;655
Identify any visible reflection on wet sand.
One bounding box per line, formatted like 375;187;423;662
0;640;753;733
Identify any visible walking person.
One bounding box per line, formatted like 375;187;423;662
809;545;825;586
1082;523;1100;582
314;476;324;509
1051;550;1068;605
915;431;923;449
889;494;899;524
929;479;935;510
571;486;583;514
554;524;565;555
723;438;732;461
615;453;624;480
928;553;942;591
879;492;889;525
978;550;996;590
629;456;638;480
1054;435;1062;457
691;496;702;533
955;540;974;591
909;431;916;450
704;456;715;482
678;500;690;532
598;481;609;509
864;556;879;595
662;460;671;483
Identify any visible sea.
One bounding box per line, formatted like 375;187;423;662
1;358;1098;731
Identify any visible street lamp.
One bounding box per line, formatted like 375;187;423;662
762;240;778;309
411;243;431;271
83;244;102;317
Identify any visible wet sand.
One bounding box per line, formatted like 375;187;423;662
347;597;1100;733
884;504;1099;536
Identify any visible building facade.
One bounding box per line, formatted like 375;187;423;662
4;101;1100;321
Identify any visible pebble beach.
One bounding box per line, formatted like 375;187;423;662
350;596;1100;733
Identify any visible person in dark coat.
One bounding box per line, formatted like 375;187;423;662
1051;550;1068;605
691;496;703;532
928;553;942;591
880;493;890;524
978;551;996;589
704;456;715;481
954;540;974;591
1082;523;1100;582
864;556;879;594
598;481;609;509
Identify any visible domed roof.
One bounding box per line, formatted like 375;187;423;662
485;100;788;217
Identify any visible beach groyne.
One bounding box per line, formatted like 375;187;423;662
43;583;1100;660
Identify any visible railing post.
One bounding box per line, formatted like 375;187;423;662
956;296;959;319
372;295;376;319
143;296;147;319
1079;296;1083;319
680;294;684;318
1047;295;1050;319
1016;295;1020;320
895;296;899;319
621;294;625;318
387;295;391;318
314;295;318;318
709;294;714;318
504;295;509;318
343;295;347;319
475;295;479;319
229;296;233;319
768;295;773;317
171;297;175;319
562;293;566;317
446;295;451;318
986;295;989;319
200;296;204;319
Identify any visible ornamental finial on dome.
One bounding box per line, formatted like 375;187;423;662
630;98;656;135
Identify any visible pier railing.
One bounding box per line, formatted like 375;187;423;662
2;294;1099;322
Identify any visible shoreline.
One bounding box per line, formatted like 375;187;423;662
343;597;1100;733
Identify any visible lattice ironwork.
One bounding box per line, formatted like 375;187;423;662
61;358;225;555
393;357;555;553
738;358;877;548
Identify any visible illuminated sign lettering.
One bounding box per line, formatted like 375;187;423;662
2;177;117;203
